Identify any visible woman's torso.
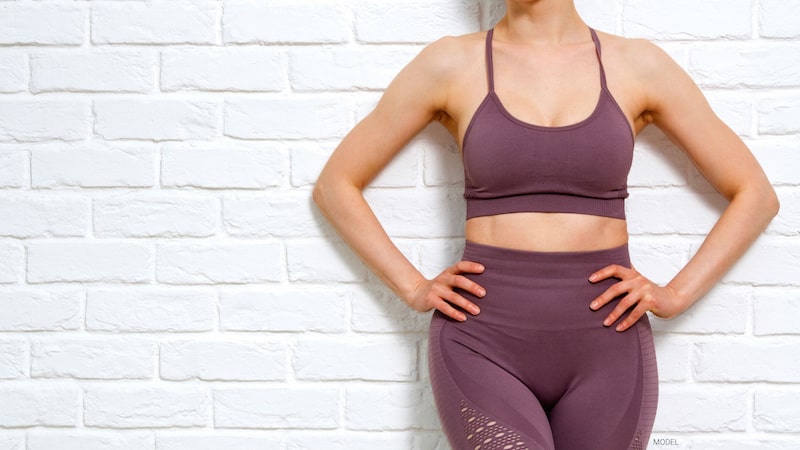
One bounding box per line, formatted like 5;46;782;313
436;27;651;252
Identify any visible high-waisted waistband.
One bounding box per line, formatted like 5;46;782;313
462;240;631;279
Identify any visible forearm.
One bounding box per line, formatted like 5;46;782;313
312;180;426;303
665;184;779;314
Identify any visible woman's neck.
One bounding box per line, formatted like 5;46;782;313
497;0;587;45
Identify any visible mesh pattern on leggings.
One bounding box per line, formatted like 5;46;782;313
460;399;528;450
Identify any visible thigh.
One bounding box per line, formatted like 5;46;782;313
547;315;659;450
428;313;555;450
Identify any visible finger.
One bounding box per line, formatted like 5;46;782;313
588;264;633;283
436;299;468;321
614;302;650;332
589;279;635;310
451;260;485;275
449;274;486;298
443;290;481;315
602;293;640;327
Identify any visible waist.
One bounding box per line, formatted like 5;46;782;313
465;212;628;252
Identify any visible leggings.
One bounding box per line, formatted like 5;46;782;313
428;240;658;450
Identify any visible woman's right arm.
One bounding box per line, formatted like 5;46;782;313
312;37;485;322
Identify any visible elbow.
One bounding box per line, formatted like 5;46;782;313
766;187;780;219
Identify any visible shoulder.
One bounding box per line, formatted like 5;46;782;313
408;31;486;81
594;30;678;76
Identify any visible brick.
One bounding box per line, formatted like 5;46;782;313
623;0;751;40
767;189;799;236
626;190;728;236
0;195;88;238
750;138;800;186
31;337;155;380
753;288;800;335
290;46;419;91
223;1;350;44
27;431;154;450
0;100;89;142
157;242;282;284
345;384;439;430
754;390;800;432
350;283;430;333
422;124;462;187
0;383;79;427
758;94;800;135
224;97;351;140
575;0;619;33
286;239;369;283
219;287;347;332
0;340;26;379
417;238;466;280
703;91;753;137
653;385;747;432
27;241;152;283
94;100;218;141
627;237;693;285
86;287;215;332
161;145;285;189
354;1;480;43
0;243;24;283
223;192;330;238
286;432;415;450
30;51;155;93
0;3;84;45
760;0;800;38
0;288;82;331
364;187;465;238
690;43;800;88
213;387;339;429
156;433;282;450
289;143;332;187
294;336;417;381
692;339;800;382
84;386;209;428
162;47;283;92
32;144;156;188
652;337;691;382
91;2;217;45
0;148;28;188
94;194;218;237
160;340;285;381
627;127;689;188
720;237;800;285
0;433;23;450
0;51;27;93
649;285;748;334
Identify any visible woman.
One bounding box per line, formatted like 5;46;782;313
313;1;779;449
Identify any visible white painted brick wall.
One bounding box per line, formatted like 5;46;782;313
0;1;797;449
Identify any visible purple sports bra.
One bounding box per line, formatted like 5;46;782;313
462;27;635;220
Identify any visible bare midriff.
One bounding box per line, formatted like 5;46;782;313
465;212;628;252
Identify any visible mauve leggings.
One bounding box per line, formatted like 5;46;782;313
428;240;658;450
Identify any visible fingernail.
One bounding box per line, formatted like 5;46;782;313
478;289;486;296
616;324;623;332
603;318;611;326
461;314;467;321
471;306;480;314
590;301;598;309
588;274;597;281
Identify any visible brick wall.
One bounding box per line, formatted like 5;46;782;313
0;1;797;449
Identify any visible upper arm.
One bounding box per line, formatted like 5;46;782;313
316;37;459;190
637;40;772;200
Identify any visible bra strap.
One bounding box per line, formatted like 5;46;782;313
589;28;608;89
485;28;495;92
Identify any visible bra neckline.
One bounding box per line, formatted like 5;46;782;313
489;87;606;132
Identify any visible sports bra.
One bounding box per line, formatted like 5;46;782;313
462;27;635;220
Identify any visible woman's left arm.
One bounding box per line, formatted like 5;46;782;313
589;39;780;332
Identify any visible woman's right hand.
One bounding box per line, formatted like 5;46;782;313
405;261;487;321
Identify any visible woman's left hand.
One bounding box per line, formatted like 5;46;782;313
588;264;686;332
